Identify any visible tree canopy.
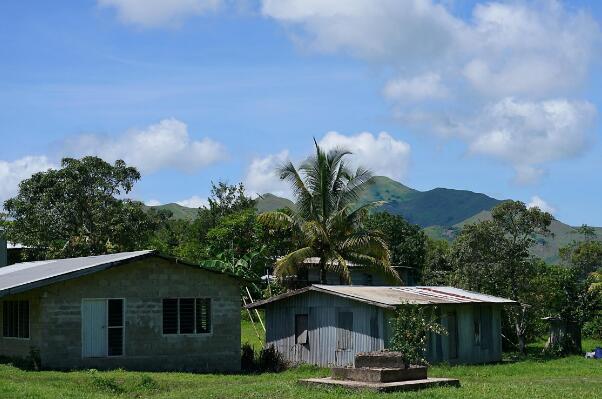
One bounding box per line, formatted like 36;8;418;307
3;157;159;259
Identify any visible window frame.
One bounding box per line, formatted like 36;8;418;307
162;298;212;336
294;313;309;345
2;300;30;340
107;298;125;357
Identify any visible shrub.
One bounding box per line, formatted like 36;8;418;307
389;304;446;367
241;343;256;372
258;345;287;372
240;344;288;373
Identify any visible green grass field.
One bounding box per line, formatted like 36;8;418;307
0;326;600;399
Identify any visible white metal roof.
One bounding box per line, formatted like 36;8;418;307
0;250;153;297
246;284;516;309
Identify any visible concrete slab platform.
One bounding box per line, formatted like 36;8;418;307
299;377;460;392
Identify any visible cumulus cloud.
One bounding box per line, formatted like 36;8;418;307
263;0;601;183
244;150;291;197
466;98;596;184
318;131;410;180
144;199;162;206
383;73;448;102
98;0;221;28
0;156;56;207
62;118;227;174
176;195;208;208
527;195;555;214
244;131;411;198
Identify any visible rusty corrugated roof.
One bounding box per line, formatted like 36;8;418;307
246;284;516;309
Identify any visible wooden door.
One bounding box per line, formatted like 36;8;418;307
82;299;107;357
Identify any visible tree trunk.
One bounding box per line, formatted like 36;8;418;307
320;265;327;284
517;332;526;355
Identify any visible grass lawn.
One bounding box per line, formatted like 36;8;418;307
1;335;600;399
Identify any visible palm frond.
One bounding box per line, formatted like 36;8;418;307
274;246;315;278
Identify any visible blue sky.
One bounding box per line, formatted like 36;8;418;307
0;0;601;226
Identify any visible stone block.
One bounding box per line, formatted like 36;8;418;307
355;351;408;368
332;366;427;383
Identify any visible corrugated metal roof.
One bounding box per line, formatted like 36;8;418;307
0;250;153;297
246;284;516;309
286;257;413;270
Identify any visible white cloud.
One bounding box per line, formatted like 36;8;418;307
466;98;596;184
144;199;162;206
318;131;411;181
62;118;227;174
527;195;555;214
383;73;448;102
244;132;411;198
176;195;207;208
98;0;221;28
244;150;291;197
0;156;56;207
263;0;601;184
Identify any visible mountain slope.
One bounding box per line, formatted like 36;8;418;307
255;193;295;213
145;176;600;264
423;210;602;263
146;194;295;219
145;203;198;220
357;176;502;227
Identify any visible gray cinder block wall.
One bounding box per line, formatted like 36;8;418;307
0;257;241;372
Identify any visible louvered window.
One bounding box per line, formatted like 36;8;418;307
163;298;211;335
2;300;29;339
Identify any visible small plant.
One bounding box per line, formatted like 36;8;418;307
240;344;288;373
89;371;125;394
389;304;447;367
28;347;41;371
137;374;160;391
241;343;256;372
258;345;288;372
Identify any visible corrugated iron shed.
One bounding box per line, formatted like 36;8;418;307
247;284;516;309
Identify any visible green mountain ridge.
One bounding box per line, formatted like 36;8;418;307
147;176;601;263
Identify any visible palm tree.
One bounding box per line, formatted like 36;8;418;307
259;140;399;284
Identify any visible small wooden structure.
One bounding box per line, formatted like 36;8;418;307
246;285;516;366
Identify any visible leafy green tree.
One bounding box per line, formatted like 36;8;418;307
451;200;553;354
538;264;600;353
422;238;453;286
3;157;158;259
204;181;256;224
560;240;602;277
365;212;426;284
389;305;447;366
575;224;597;242
259;141;398;284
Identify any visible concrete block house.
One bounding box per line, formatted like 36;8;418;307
0;250;241;372
247;285;515;367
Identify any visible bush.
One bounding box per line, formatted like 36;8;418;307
389;304;446;366
583;316;602;339
241;343;256;372
240;344;288;373
258;345;287;372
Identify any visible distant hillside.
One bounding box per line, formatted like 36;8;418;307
146;194;295;220
358;176;502;227
145;203;198;220
424;210;602;263
256;193;295;213
146;176;601;263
